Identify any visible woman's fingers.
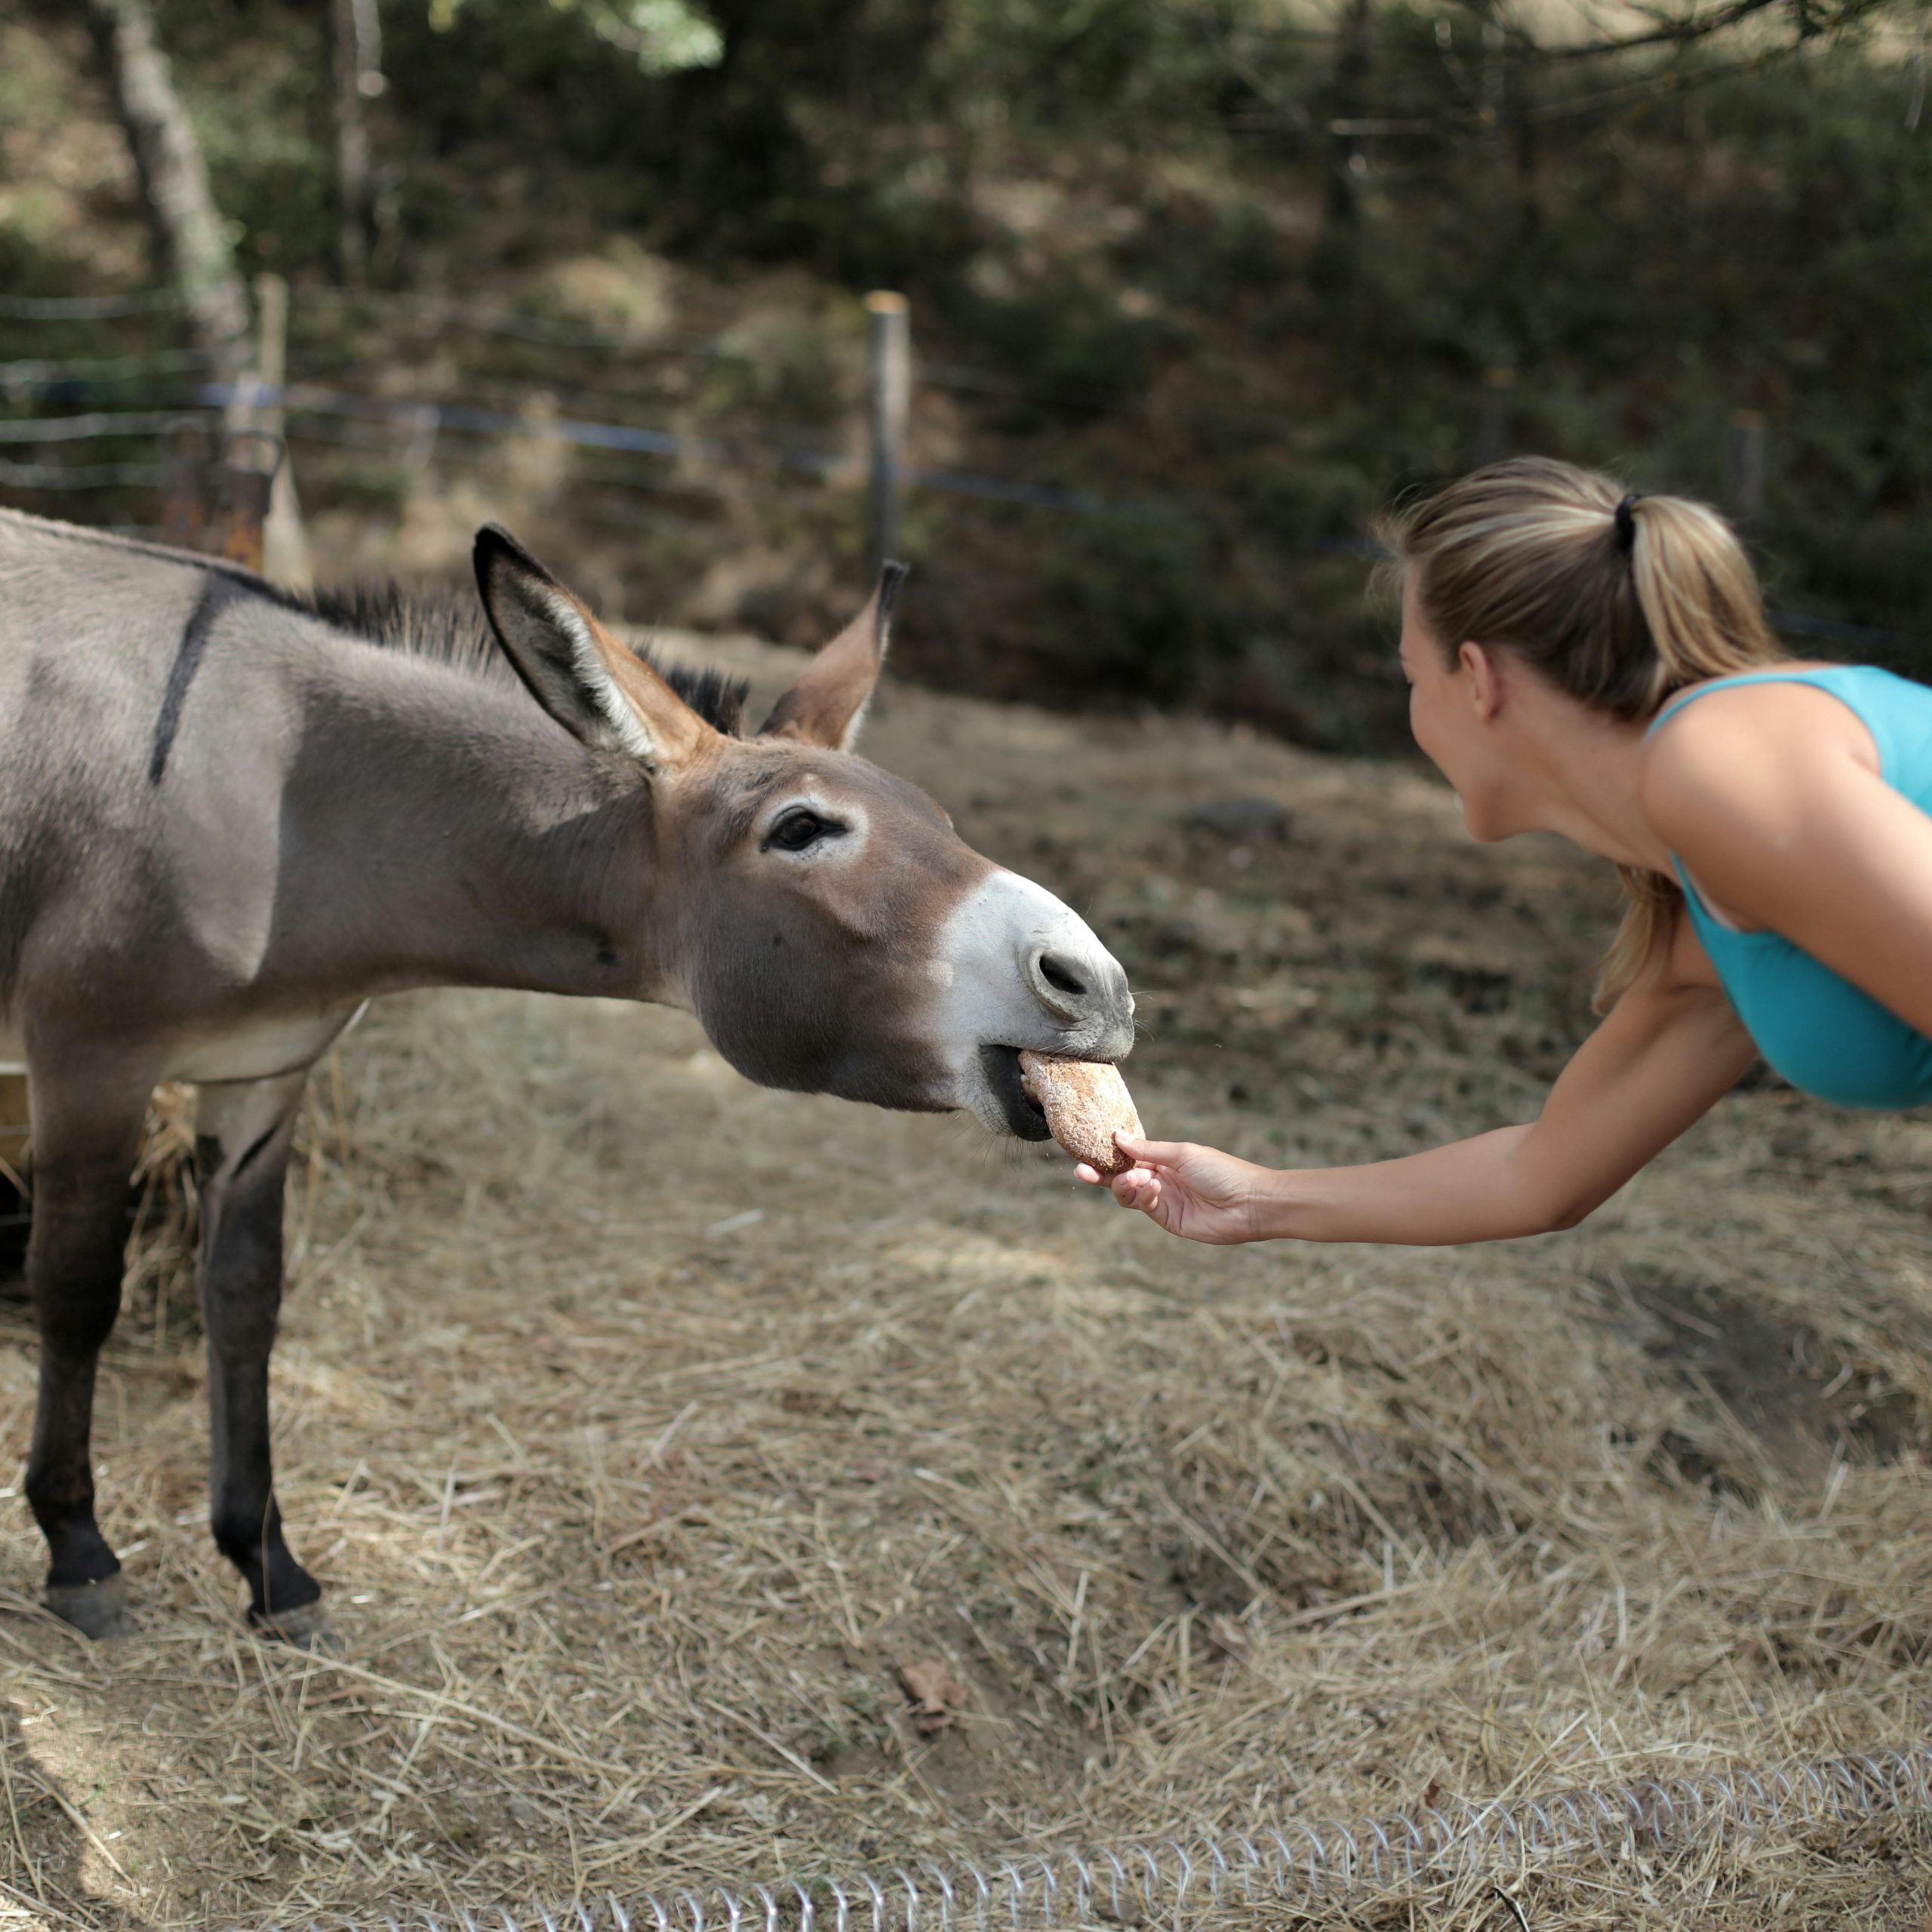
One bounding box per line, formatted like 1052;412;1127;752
1114;1132;1186;1165
1081;1158;1164;1217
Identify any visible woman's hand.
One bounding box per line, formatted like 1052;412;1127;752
1077;1135;1269;1244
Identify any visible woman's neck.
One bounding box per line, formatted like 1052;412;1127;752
1500;684;1675;873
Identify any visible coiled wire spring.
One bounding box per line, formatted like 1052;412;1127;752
266;1744;1932;1932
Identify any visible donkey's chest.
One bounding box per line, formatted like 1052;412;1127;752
0;1004;365;1084
159;1005;368;1084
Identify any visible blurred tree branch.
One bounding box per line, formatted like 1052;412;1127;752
1537;0;1898;59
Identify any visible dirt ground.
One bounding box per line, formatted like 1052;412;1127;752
3;636;1932;1930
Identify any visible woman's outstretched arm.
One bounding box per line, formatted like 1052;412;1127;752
1088;922;1755;1246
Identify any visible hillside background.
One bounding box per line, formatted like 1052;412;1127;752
1;0;1927;749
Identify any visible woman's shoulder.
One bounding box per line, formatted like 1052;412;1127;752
1644;665;1884;764
1639;665;1882;830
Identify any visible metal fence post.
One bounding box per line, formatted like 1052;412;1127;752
866;291;910;574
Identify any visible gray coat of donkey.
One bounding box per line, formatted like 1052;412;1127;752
0;507;1134;1646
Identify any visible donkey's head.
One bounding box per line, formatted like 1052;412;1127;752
474;527;1133;1137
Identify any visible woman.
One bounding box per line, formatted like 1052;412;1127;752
1086;457;1932;1244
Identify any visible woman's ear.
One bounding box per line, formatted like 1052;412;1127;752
1458;640;1506;721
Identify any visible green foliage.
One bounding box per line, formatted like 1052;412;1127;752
430;0;724;72
5;0;1928;740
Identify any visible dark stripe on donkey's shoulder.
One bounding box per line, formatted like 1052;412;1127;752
150;571;251;785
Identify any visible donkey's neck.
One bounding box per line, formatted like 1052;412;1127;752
285;650;675;1006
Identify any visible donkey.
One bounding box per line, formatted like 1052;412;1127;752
0;506;1133;1646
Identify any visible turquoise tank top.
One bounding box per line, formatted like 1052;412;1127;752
1646;666;1932;1110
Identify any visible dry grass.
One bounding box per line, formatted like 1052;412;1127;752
2;642;1931;1928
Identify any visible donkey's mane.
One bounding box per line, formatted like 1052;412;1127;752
303;579;751;737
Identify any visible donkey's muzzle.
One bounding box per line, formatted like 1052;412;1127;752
1025;940;1134;1051
933;869;1136;1134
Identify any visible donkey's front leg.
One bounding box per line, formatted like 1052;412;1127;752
23;1073;149;1639
195;1072;333;1648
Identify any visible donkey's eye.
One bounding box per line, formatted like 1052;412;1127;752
765;808;844;854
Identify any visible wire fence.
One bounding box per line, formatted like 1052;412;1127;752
0;280;1922;664
0;371;1226;532
220;1743;1932;1931
0;288;188;319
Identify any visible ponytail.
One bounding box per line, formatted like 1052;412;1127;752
1379;457;1785;1007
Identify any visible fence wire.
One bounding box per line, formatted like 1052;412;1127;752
0;383;1211;530
0;289;186;319
235;1744;1932;1932
0;289;1922;649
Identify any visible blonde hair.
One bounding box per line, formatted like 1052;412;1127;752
1380;457;1786;1008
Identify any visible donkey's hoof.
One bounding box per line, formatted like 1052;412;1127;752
45;1572;135;1641
251;1599;343;1654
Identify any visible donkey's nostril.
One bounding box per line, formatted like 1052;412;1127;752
1038;953;1089;999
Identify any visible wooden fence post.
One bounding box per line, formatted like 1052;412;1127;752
1725;408;1767;526
217;435;278;573
253;272;314;588
866;291;910;574
159;417;212;551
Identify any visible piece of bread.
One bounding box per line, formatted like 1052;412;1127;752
1018;1051;1143;1176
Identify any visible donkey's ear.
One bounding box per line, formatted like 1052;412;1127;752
474;525;706;770
758;563;906;751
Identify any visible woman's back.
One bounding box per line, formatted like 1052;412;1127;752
1647;665;1932;1109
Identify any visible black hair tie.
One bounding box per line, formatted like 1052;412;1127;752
1614;492;1642;552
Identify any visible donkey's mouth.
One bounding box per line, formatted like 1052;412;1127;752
979;1045;1054;1141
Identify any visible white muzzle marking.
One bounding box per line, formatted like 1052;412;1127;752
928;868;1134;1129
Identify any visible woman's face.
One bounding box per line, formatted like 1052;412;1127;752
1398;576;1512;839
1401;577;1475;774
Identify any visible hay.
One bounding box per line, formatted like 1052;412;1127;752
1;641;1930;1927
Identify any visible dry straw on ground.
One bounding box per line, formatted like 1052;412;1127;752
2;640;1931;1930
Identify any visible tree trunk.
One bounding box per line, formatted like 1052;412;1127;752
331;0;386;286
1311;0;1374;296
82;0;251;384
1323;0;1374;239
1480;11;1506;208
